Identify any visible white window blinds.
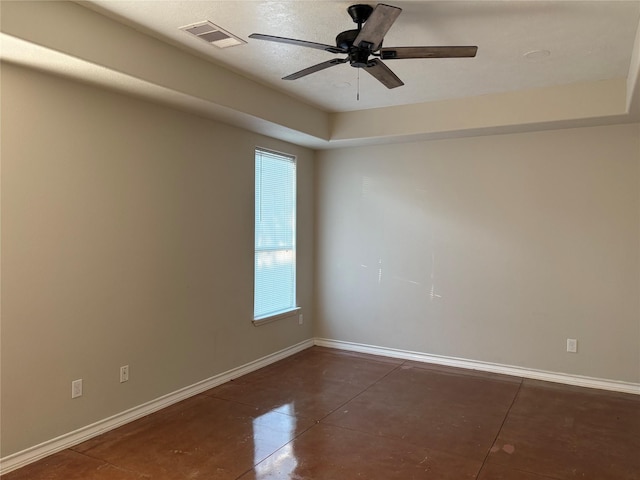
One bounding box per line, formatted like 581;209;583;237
254;148;297;320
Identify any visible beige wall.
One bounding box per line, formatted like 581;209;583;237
0;63;314;457
315;124;640;383
2;59;639;460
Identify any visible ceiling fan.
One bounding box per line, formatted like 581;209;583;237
249;3;478;89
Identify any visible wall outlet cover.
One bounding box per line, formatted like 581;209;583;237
71;379;83;398
120;365;129;383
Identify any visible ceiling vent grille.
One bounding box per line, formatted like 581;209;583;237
180;21;246;48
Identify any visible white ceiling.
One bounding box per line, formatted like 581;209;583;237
83;0;640;113
1;1;639;148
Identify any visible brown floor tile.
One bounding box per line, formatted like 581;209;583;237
238;423;481;480
323;363;521;460
1;449;147;480
4;348;638;480
404;360;523;385
71;395;210;455
486;381;640;480
477;463;561;480
205;347;401;420
75;396;315;479
293;346;406;366
225;347;403;388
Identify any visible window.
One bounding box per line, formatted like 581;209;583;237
254;148;298;323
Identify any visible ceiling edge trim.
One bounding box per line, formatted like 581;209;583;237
329;78;630;144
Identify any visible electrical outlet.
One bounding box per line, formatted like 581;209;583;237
298;314;303;325
120;365;129;383
567;338;578;353
72;379;83;398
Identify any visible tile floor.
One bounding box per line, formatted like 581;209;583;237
3;346;639;479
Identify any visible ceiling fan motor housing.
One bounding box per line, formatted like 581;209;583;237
336;29;376;68
349;48;372;68
336;29;359;51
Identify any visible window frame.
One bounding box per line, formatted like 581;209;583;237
253;147;300;326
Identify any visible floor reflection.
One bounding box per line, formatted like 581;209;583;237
253;403;298;479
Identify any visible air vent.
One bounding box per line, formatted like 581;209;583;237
180;21;246;48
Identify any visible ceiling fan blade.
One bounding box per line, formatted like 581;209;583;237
363;59;404;89
380;46;478;59
283;58;349;80
353;3;402;52
249;34;346;54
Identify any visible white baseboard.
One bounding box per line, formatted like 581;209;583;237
0;338;314;476
314;338;640;395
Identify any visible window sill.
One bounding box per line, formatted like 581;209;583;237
253;307;301;326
